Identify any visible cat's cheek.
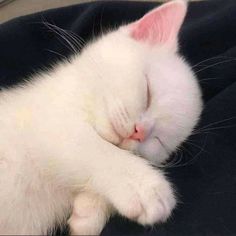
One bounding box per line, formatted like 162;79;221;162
137;140;168;165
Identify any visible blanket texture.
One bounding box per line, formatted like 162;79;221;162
0;0;235;235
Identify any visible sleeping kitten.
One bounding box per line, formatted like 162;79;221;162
0;0;202;235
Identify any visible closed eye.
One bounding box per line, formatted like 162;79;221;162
145;74;151;109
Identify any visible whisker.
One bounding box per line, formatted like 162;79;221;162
159;135;209;168
45;49;68;61
42;22;75;54
50;25;107;82
192;56;236;68
199;77;221;84
118;103;130;124
162;149;184;168
42;20;107;82
68;31;86;49
192;130;217;136
46;23;85;51
99;6;106;37
195;59;236;74
157;154;179;168
43;22;78;53
195;116;236;132
158;156;175;168
197;124;236;133
184;140;209;155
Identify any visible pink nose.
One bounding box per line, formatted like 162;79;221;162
129;124;146;142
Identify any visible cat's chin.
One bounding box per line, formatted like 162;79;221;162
118;138;169;166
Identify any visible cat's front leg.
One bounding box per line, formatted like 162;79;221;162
85;139;176;226
68;192;112;235
60;130;176;228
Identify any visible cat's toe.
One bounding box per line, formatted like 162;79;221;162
112;172;176;226
137;180;176;225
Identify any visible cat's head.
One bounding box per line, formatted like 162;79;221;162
80;0;202;165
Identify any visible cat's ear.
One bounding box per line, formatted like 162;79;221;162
127;0;187;51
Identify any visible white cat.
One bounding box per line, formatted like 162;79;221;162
0;0;202;235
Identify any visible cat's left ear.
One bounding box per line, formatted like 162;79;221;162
125;0;187;51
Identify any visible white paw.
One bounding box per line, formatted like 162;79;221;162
68;193;110;235
68;212;104;235
110;168;176;225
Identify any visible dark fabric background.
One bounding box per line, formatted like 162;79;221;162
0;0;236;235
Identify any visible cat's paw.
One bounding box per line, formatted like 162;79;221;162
68;211;104;235
68;192;110;235
111;169;176;225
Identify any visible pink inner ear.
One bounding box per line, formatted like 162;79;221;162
130;1;187;46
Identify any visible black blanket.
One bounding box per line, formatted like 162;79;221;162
0;0;236;235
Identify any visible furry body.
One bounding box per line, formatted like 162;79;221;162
0;1;202;234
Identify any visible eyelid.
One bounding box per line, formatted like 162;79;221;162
145;74;151;109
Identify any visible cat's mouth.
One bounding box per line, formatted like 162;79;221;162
154;136;170;156
108;119;171;160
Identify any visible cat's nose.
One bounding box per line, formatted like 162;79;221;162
129;124;146;142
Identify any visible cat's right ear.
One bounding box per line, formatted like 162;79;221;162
123;0;187;51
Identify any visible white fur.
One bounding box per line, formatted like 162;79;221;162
0;1;202;235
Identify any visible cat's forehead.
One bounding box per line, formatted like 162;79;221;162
82;32;148;82
83;33;148;104
91;32;145;62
